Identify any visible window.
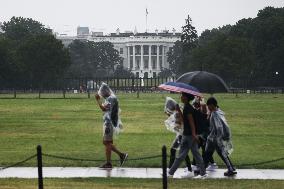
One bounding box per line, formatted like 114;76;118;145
151;46;157;55
136;59;140;69
130;47;133;55
143;45;149;55
152;59;156;69
159;58;163;69
120;48;123;54
159;46;163;54
144;60;149;69
130;57;133;69
136;72;139;78
135;46;141;55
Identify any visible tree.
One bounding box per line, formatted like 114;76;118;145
181;15;198;51
68;40;123;78
0;17;70;88
17;34;70;88
167;40;183;75
1;16;52;42
112;65;134;78
167;15;198;76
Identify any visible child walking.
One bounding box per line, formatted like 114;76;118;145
164;97;192;172
204;97;237;176
95;83;128;169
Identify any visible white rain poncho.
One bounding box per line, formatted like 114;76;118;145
208;108;233;156
98;83;123;135
164;97;183;134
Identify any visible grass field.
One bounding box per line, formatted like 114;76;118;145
0;178;284;189
1;93;284;188
0;93;283;168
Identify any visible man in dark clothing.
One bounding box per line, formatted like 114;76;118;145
168;93;207;178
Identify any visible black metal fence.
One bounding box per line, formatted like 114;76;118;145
0;77;283;99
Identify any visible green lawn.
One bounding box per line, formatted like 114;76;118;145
0;93;284;168
0;178;284;189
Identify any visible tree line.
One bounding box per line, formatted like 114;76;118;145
167;7;284;87
1;7;283;89
0;17;129;89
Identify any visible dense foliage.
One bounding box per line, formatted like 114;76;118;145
168;7;284;87
0;17;70;88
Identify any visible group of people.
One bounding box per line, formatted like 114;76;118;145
164;93;236;178
95;82;237;178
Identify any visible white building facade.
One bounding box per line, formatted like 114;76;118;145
58;29;180;78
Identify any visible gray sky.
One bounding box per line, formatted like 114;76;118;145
1;0;283;36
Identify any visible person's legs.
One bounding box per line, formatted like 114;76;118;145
110;143;123;156
185;154;192;171
203;140;216;168
103;141;112;163
215;145;235;172
190;139;206;175
169;136;191;175
169;148;176;168
169;135;180;168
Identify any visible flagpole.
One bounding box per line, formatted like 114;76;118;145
146;8;148;33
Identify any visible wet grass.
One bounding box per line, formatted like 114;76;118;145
0;178;284;189
0;93;284;168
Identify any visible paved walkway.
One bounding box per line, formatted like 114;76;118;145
1;167;284;180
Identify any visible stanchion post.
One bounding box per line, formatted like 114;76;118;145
162;145;168;189
37;145;43;189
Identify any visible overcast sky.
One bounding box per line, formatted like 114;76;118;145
1;0;283;36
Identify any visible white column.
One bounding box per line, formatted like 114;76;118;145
133;46;136;70
157;45;160;71
140;45;144;77
162;45;165;69
127;46;130;70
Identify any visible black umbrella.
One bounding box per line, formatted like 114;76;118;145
176;71;229;93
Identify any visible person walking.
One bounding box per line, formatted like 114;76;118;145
164;97;192;172
168;93;207;178
204;97;237;176
95;83;128;169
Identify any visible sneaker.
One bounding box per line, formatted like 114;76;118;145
99;162;112;169
193;173;208;179
224;170;237;177
206;163;218;171
120;153;128;167
181;170;194;178
191;164;198;171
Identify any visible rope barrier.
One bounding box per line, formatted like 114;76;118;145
0;154;37;170
42;153;162;162
1;152;284;170
235;157;284;167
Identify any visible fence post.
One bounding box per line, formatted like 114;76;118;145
88;90;90;99
162;145;167;189
13;89;16;99
63;90;66;99
37;145;44;189
39;89;41;99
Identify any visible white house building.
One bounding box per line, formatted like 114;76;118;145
57;28;181;78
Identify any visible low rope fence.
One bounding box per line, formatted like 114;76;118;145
1;153;284;171
1;145;284;189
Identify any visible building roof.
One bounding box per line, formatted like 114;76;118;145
109;32;181;37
